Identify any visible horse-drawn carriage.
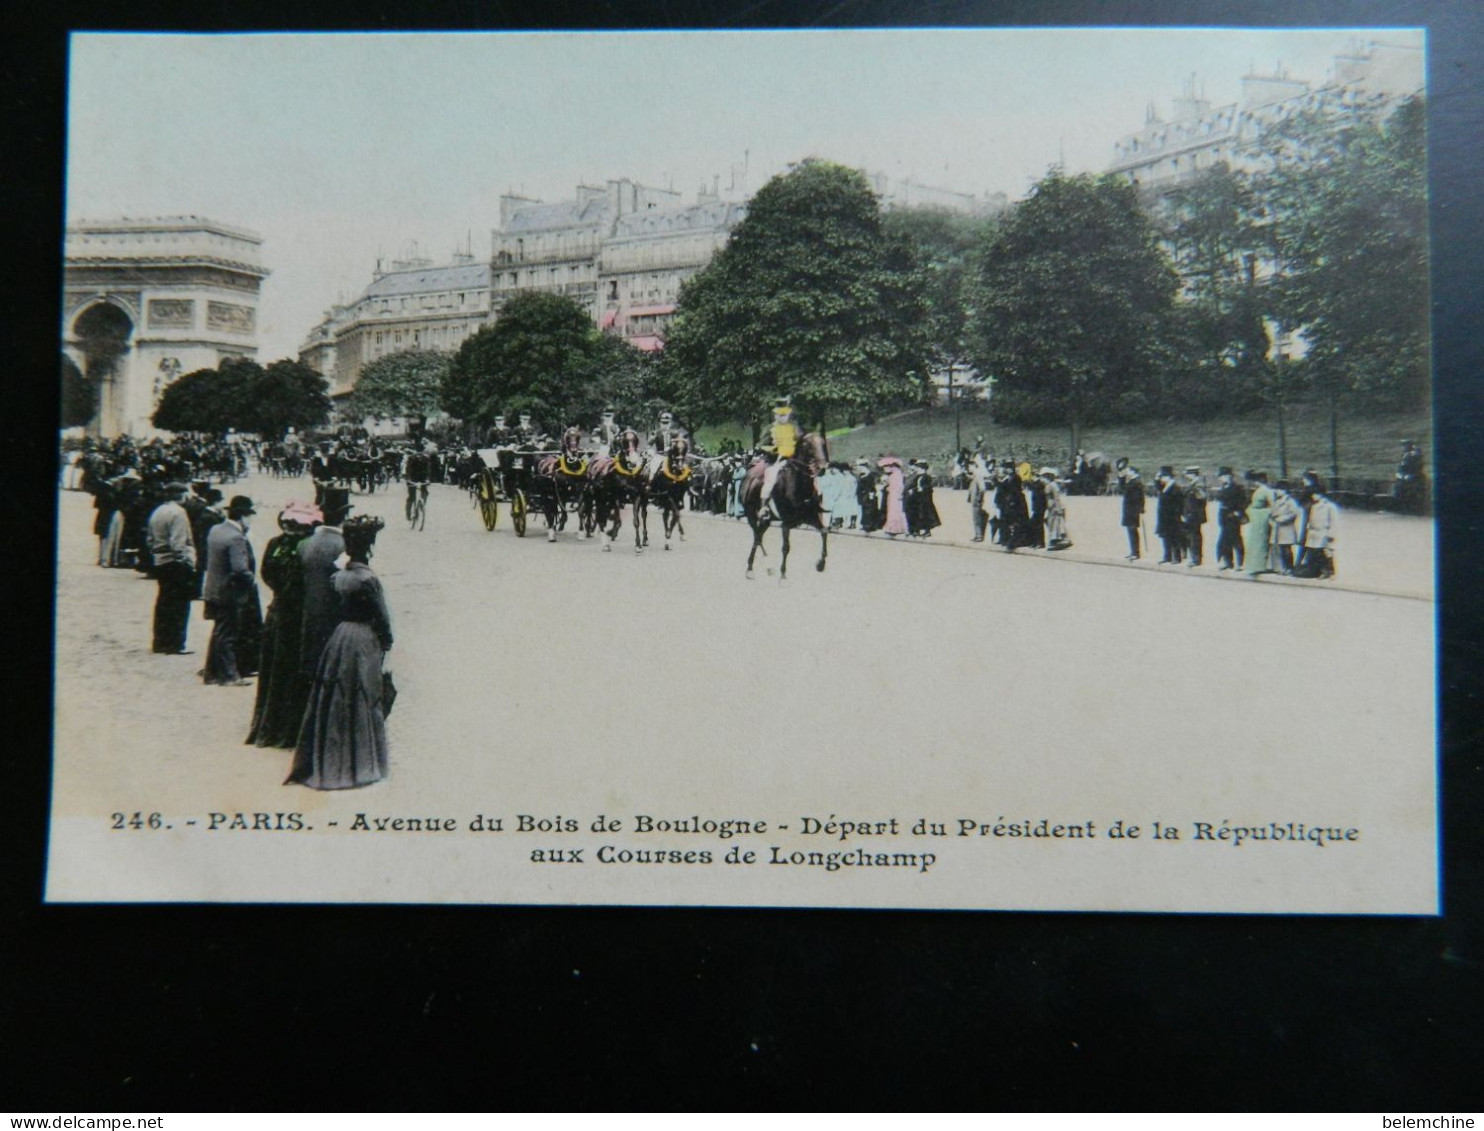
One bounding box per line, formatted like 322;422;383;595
473;439;596;542
473;446;534;536
472;428;696;551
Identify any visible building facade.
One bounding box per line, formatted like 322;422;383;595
298;253;491;402
63;216;269;436
597;195;747;350
1107;39;1424;193
489;178;688;329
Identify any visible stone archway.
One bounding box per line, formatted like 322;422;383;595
72;302;133;435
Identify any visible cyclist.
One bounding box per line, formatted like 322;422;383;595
404;441;432;522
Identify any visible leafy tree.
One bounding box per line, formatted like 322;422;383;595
150;357;328;437
251;359;333;438
442;292;604;430
1256;95;1429;411
967;170;1181;448
350;349;449;430
588;335;671;428
1162;165;1270;416
152;360;259;434
60;354;96;429
665;159;934;437
880;206;988;375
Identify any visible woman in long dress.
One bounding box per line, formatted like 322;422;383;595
1243;471;1275;577
1042;469;1071;550
878;456;908;536
247;503;319;748
286;516;393;790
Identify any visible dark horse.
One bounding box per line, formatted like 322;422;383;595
587;428;648;553
643;435;693;551
534;426;596;543
740;432;829;579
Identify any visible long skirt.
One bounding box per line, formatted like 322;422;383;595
1046;509;1069;547
1244;514;1272;575
286;621;389;790
247;595;311;748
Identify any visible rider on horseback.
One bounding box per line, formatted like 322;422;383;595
759;396;822;520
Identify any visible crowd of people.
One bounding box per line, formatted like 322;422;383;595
60;420;1425;797
1113;463;1341;578
70;437;397;792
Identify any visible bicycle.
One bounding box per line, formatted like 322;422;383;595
406;480;429;531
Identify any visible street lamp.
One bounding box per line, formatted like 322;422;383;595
947;361;962;453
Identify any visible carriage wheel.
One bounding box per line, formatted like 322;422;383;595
477;472;499;531
511;491;527;537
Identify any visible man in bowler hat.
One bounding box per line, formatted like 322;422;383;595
202;495;258;686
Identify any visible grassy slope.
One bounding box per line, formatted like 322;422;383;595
807;403;1433;485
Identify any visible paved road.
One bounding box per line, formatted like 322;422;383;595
48;479;1437;910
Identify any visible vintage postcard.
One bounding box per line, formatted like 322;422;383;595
51;28;1436;911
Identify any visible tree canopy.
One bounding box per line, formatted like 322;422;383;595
351;349;450;425
151;356;330;437
664;159;934;433
1257;95;1429;409
442;292;606;429
967;170;1181;438
880;206;987;373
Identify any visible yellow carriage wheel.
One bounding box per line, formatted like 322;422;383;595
511;490;528;537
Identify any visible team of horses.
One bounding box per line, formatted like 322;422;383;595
490;426;831;579
515;427;700;553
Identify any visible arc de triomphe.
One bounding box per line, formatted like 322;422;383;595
62;216;269;436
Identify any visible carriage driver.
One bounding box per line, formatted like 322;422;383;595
650;410;685;454
759;396;821;518
487;414;513;447
595;407;623;454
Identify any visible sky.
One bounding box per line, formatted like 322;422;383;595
66;27;1424;361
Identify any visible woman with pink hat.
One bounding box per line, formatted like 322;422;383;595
877;456;908;537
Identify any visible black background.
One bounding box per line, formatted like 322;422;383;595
4;0;1482;1111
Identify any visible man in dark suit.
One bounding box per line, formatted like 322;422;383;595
1154;466;1186;564
1120;467;1146;560
1215;467;1247;571
299;486;352;677
202;495;258;686
1181;467;1208;567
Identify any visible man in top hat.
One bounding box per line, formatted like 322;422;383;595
147;482;198;654
594;407;623;454
649;410;683;455
299;485;353;678
1181;467;1208;567
487;414;514;448
202;495;258;686
1153;466;1186;564
309;443;335;506
515;412;539;446
1120;466;1146;560
1214;467;1246;571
